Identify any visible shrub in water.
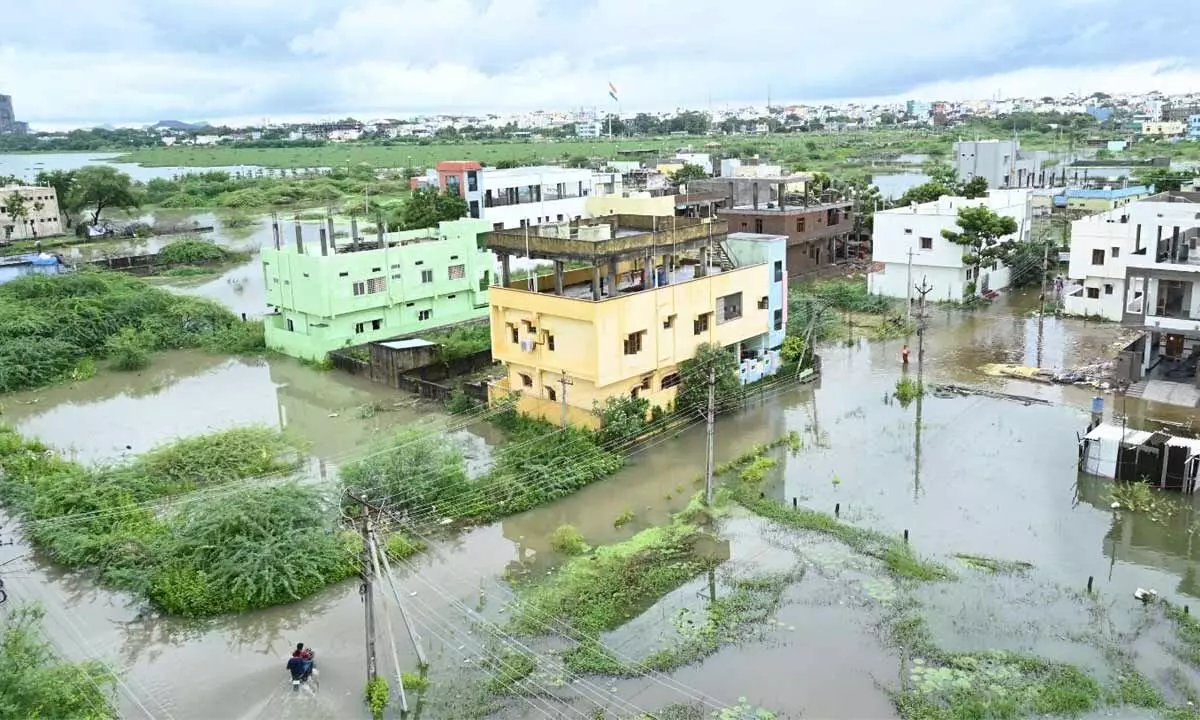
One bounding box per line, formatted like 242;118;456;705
549;524;588;555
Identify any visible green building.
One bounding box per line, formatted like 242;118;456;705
262;218;494;360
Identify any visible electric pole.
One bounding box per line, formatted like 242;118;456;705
905;248;914;319
704;364;716;506
1037;240;1049;368
914;277;932;386
351;494;378;687
557;370;573;428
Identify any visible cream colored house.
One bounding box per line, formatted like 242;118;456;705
0;185;64;242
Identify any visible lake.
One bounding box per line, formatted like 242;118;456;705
0;151;270;183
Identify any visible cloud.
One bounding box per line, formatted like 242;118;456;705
1;0;1199;127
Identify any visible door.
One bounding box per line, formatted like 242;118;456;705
1166;333;1185;358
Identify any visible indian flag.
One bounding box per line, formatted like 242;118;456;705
608;82;618;102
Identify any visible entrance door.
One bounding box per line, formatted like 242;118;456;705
1166;333;1185;358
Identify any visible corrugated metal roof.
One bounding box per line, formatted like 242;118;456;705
1064;185;1152;200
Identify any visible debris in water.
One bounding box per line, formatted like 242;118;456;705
1134;588;1158;603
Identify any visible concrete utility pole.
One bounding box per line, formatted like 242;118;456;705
1037;241;1049;368
704;364;716;506
367;534;408;714
905;249;914;319
914;277;932;385
557;371;574;428
350;495;378;687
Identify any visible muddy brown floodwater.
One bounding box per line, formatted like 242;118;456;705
6;289;1200;719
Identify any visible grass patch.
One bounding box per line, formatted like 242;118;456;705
613;507;636;528
884;543;955;582
0;425;354;617
482;647;537;695
953;553;1034;574
400;671;430;691
1164;602;1200;668
155;265;221;278
383;531;425;561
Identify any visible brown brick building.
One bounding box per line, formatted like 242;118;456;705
719;201;854;276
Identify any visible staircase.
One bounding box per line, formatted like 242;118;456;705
711;241;736;271
1125;379;1148;399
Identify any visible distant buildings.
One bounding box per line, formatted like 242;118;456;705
1141;121;1186;138
0;185;64;241
484;215;784;426
1188;115;1200;140
953;140;1045;189
261;218;495;361
869;189;1032;302
575;121;603;138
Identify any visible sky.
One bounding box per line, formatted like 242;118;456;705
3;0;1200;129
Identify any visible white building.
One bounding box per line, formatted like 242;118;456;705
674;152;712;175
1063;193;1200;321
0;185;64;242
868;189;1033;303
576;121;603;138
954;140;1045;190
480;166;617;230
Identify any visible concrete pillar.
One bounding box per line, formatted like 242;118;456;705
293;220;303;254
349;217;359;250
607;258;618;297
318;227;328;256
778;182;786;210
271;216;281;250
645;250;655;288
591;265;602;300
501;253;512;287
377;219;384;246
752;182;760;210
554;260;564;294
326;215;336;250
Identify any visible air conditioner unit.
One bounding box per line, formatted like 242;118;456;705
519;339;536;352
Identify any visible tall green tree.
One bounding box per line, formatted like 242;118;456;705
34;170;77;227
941;205;1020;296
959;176;989;199
68;166;139;226
676;343;743;416
668;163;708;188
3;191;27;237
400;187;468;230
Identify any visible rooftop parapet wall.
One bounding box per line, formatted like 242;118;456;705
483;214;727;261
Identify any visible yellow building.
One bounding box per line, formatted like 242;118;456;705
584;192;675;217
485;215;779;427
1141;121;1185;137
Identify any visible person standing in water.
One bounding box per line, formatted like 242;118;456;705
901;344;910;365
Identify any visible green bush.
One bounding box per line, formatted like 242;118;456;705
549;524;588;555
106;327;151;371
0;270;260;392
157;238;229;265
780;336;807;365
365;676;389;720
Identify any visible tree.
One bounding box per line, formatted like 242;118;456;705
959;176;989;199
400;187;468;231
668;163;708;188
4;191;27;237
1137;167;1196;193
925;161;958;187
676;343;743;416
35;170;77;228
941;205;1020;296
68;166;139;226
897;181;953;206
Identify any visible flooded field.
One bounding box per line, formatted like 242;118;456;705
5;287;1200;719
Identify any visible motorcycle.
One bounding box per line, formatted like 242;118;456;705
286;649;316;691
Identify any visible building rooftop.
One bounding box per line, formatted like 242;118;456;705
482;165;593;179
1065;185;1153;200
724;199;851;214
726;232;790;244
484;214;727;263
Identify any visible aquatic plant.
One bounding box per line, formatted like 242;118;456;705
482;647;537;695
613;508;636;528
384;532;425;562
106;327;151;371
1108;481;1178;520
0;604;118;719
0;269;260;393
953;553;1034;575
400;671;429;691
549;524;589;555
365;676;389;720
894;377;924;406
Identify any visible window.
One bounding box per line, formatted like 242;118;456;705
1104;284;1114;295
448;264;465;280
547;334;555;351
740;222;747;230
371;267;381;273
694;313;710;335
1111;247;1120;258
352;281;366;296
421;269;433;283
773;260;783;282
754;218;763;233
1092;249;1105;265
546;386;557;401
623;331;646;355
919;236;933;250
366;276;386;294
286;318;294;332
773;309;783;331
418;309;432;321
467;171;478;192
354;321;366;333
1086;287;1100;299
716;292;743;324
640;376;651;390
509;325;518;343
796;218;805;232
757;296;769;310
339;271;349;277
663;314;676;329
519;373;533;388
661;372;682;389
415;260;424;265
904;228;913;235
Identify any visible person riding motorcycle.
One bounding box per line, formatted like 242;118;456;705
285;643;315;682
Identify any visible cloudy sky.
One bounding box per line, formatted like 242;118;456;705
3;0;1200;129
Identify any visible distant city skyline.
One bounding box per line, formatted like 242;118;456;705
3;0;1200;130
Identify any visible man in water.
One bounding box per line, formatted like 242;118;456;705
901;345;910;365
286;643;313;681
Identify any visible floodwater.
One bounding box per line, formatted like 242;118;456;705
7;290;1200;718
0;151;270;183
